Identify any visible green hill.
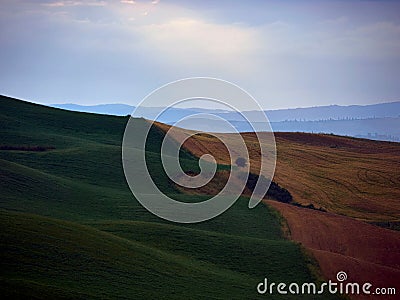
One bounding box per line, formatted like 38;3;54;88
0;95;336;299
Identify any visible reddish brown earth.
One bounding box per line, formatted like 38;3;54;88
267;200;400;299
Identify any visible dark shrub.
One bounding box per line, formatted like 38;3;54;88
246;173;293;203
235;157;247;167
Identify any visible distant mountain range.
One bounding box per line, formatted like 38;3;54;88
52;101;400;121
51;101;400;142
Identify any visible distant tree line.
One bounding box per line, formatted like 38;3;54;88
282;116;386;122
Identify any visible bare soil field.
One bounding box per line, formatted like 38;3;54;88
267;200;400;300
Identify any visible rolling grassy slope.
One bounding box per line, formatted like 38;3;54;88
0;96;333;299
1;210;264;300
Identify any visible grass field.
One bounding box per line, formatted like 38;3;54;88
0;95;336;299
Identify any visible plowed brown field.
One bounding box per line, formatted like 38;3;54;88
268;200;400;300
157;122;400;222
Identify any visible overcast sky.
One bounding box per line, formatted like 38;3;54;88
1;0;400;109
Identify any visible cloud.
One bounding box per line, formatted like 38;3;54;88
32;1;400;77
2;0;400;108
15;1;400;63
134;17;261;72
120;0;135;4
300;21;400;59
42;1;68;7
42;1;106;7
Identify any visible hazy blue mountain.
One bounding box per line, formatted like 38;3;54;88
51;101;400;142
265;102;400;121
52;101;400;122
216;101;400;122
238;117;400;142
51;103;230;123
